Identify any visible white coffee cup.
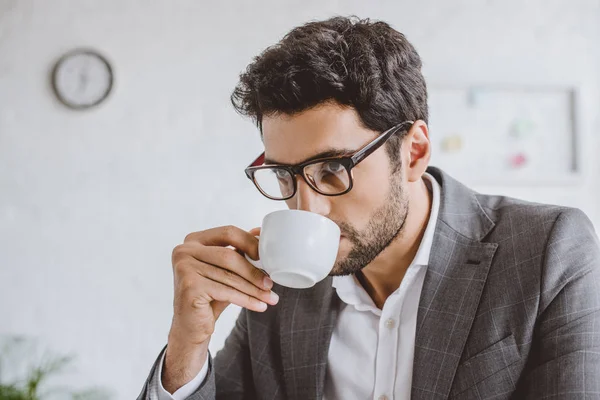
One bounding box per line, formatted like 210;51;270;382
245;210;341;289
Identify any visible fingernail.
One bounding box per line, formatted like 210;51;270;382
270;291;279;304
258;302;267;311
263;276;273;290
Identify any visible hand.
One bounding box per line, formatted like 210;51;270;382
162;225;277;392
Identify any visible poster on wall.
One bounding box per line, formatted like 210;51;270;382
427;85;579;185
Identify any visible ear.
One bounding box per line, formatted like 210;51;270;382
404;120;431;183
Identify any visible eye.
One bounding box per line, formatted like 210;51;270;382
323;161;344;173
274;169;290;179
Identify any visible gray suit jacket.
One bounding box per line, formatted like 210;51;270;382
139;167;600;399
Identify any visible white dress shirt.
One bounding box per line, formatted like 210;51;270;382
325;173;440;400
157;173;440;400
156;349;209;400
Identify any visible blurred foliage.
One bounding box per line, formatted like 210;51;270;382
0;336;112;400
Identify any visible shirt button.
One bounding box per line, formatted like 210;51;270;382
385;318;396;329
378;395;389;400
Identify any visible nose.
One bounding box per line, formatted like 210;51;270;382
289;176;331;216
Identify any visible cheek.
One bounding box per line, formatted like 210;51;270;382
337;164;391;220
327;183;388;241
352;153;392;198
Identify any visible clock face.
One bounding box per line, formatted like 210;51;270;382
52;49;113;110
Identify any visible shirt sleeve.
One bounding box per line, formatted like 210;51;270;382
155;349;210;400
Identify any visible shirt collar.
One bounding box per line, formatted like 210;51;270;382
411;172;441;267
332;172;441;308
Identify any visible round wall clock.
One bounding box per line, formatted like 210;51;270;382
52;49;114;110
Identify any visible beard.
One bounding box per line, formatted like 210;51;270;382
329;169;409;276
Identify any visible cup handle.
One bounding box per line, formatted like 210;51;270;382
244;252;261;268
245;236;270;276
245;253;270;276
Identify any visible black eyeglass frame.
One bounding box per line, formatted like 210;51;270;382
245;120;415;201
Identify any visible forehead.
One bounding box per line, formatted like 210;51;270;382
261;103;377;165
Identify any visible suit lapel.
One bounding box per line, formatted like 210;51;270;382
276;168;499;400
411;167;499;399
279;277;338;400
411;224;497;399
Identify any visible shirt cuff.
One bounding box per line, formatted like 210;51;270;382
156;349;210;400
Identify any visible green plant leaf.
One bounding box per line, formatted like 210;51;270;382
0;383;29;400
25;354;73;399
0;336;111;400
71;387;113;400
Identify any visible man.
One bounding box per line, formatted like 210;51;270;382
139;16;600;400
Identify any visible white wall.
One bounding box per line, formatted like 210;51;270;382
1;0;598;398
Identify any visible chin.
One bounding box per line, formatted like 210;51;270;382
328;239;352;276
329;256;349;276
328;262;355;277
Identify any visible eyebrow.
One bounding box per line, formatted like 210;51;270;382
264;148;356;166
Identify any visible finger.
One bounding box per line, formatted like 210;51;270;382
201;275;269;313
174;243;272;291
239;227;260;261
199;262;278;306
185;226;259;260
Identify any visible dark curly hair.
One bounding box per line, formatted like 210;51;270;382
231;16;428;164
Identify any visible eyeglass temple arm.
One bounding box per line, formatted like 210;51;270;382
249;153;266;167
350;121;414;165
249;121;413;168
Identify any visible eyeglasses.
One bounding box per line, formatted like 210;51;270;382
244;120;414;201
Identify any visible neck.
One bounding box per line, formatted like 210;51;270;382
358;178;433;309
